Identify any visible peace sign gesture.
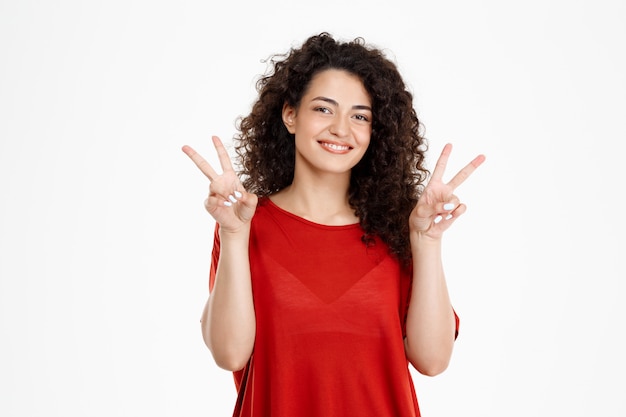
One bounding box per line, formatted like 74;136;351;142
410;143;485;240
182;136;258;233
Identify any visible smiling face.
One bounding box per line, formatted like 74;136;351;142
282;69;372;179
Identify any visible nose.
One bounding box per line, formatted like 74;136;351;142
329;115;349;137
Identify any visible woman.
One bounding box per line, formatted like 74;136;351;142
183;32;484;417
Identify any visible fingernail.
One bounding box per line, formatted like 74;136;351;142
224;201;233;207
445;214;453;220
228;195;237;203
434;215;443;224
443;203;455;210
234;191;243;198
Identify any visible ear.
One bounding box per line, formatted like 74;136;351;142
282;103;296;134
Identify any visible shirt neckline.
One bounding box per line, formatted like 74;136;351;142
264;197;362;230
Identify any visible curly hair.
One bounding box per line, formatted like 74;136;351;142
235;32;429;265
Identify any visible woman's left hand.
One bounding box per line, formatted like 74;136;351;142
409;143;485;240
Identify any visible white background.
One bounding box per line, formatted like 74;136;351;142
1;0;624;416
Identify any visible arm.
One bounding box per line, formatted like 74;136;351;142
404;143;485;376
201;224;255;371
183;136;258;371
404;234;455;376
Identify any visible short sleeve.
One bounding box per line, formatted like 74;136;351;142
209;223;220;293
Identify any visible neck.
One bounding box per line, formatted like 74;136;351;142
271;170;357;225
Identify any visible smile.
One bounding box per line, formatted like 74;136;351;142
319;141;351;152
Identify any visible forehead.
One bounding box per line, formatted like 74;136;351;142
304;69;371;103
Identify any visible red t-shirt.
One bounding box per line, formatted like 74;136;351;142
209;197;458;416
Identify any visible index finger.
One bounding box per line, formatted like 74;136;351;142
431;143;453;182
211;135;236;174
447;154;486;190
181;144;219;181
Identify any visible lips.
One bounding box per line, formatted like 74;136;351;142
318;141;352;152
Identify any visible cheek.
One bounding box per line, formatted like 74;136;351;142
355;139;371;161
358;129;372;147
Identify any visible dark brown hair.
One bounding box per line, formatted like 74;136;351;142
235;32;428;264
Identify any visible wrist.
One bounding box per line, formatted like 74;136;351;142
410;230;443;247
219;223;252;242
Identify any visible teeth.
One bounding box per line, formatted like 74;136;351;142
322;142;349;151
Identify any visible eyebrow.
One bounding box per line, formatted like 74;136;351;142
311;96;372;111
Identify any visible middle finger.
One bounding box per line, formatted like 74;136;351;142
182;145;219;181
447;154;486;190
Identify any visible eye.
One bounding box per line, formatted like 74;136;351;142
353;114;370;122
314;106;332;114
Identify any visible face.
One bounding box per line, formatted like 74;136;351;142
282;69;372;178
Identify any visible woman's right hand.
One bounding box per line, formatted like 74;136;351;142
182;136;258;233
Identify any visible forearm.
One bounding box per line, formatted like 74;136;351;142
201;226;256;371
404;232;456;376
